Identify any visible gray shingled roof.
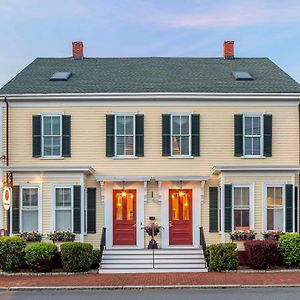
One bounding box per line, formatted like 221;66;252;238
1;57;300;94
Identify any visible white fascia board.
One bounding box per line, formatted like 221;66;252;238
96;175;152;182
212;165;300;175
155;176;209;181
1;166;95;174
1;92;300;101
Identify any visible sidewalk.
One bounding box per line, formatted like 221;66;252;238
0;271;300;289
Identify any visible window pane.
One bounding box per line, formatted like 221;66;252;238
56;188;64;207
116;136;125;155
267;208;283;230
56;210;72;231
252;137;260;155
124;136;134;155
267;187;282;208
52;136;61;156
274;187;283;207
126;193;134;221
125;116;133;135
171;193;179;220
43;116;51;135
252;117;260;135
52;116;61;135
172;136;180;155
116;194;123;220
63;188;72;206
245;137;252;155
234;209;249;229
43;137;52;156
172;116;180;134
241;188;249;208
116;116;125;135
22;210;38;232
22;189;30;207
182;193;189;220
245;117;252;135
181;116;189;134
181;136;189;155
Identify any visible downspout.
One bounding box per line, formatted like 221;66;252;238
298;103;300;232
4;96;9;234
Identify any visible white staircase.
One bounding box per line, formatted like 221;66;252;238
99;248;207;273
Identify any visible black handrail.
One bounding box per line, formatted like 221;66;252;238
199;227;207;263
99;227;106;268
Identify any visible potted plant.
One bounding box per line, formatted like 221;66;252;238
144;223;160;249
262;230;285;241
230;229;256;241
19;231;42;242
47;231;75;243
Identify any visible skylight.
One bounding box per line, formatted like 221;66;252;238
50;72;72;81
232;71;253;81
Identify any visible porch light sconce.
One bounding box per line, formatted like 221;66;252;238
151;191;154;202
179;180;183;190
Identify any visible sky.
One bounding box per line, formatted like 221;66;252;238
1;0;300;88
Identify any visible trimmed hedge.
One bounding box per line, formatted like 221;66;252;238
244;240;279;270
60;242;93;272
278;233;300;266
206;243;238;271
0;237;26;272
91;249;100;269
25;243;58;272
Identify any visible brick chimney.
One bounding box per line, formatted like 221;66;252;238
223;41;234;59
72;41;84;59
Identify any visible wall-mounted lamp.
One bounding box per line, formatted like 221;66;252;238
151;191;154;201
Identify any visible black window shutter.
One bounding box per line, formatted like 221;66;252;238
106;115;115;157
135;114;144;157
294;186;298;232
285;184;293;232
87;188;96;233
12;186;20;234
32;115;41;157
73;185;81;234
62;115;71;157
209;187;218;232
225;184;232;232
234;115;243;157
191;114;200;156
263;114;272;157
162;114;171;156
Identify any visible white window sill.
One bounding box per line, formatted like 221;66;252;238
241;156;266;159
39;156;65;160
112;156;138;160
168;155;194;159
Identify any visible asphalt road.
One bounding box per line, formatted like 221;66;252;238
0;288;299;300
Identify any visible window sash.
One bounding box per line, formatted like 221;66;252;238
266;186;284;231
115;115;135;156
42;115;62;157
171;114;191;156
233;186;250;230
55;187;73;231
243;115;263;156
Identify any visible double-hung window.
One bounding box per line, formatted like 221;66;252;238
115;115;135;156
243;114;262;156
266;186;284;230
21;187;39;232
233;186;250;230
42;115;62;157
55;187;72;231
171;114;191;156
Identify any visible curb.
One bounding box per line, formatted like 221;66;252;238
0;284;300;291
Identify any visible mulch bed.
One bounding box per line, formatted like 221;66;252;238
0;272;300;287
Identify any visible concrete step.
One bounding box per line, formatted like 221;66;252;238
101;263;206;269
103;254;205;260
99;268;208;274
104;249;204;255
102;258;205;264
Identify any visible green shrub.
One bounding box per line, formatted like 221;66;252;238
278;233;300;266
60;242;93;272
0;236;27;272
206;243;238;271
91;249;100;269
25;243;57;272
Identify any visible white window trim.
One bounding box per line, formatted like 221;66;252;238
170;113;192;157
41;114;63;158
84;188;87;235
19;184;42;233
52;185;74;232
242;113;264;157
114;113;136;158
263;183;286;232
231;184;254;231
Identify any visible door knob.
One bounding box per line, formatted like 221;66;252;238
132;224;136;228
169;222;173;227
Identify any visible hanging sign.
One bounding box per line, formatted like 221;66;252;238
3;187;11;211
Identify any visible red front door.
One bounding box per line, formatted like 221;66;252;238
113;189;136;245
169;189;193;245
